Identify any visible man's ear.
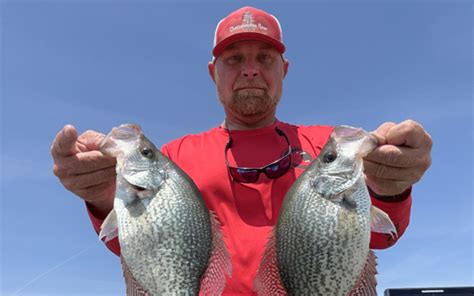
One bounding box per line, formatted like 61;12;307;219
208;61;216;82
283;59;289;78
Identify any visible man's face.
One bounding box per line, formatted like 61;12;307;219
209;40;289;123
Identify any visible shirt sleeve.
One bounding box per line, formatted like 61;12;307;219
369;188;413;249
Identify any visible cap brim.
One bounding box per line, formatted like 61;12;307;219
213;32;285;58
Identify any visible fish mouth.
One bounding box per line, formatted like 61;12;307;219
99;124;142;157
121;172;157;199
130;183;147;192
125;179;156;200
333;126;378;157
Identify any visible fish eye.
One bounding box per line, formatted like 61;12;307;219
141;147;154;159
322;151;337;163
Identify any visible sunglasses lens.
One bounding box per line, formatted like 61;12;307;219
229;168;260;183
264;154;291;178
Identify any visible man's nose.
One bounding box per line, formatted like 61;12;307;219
241;62;259;77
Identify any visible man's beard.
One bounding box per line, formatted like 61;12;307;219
228;89;280;116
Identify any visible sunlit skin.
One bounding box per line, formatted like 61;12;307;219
208;40;289;130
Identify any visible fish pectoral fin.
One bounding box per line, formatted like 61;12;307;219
200;211;233;296
370;206;398;238
99;209;118;242
348;250;377;296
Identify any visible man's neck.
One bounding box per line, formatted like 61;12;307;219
222;115;276;131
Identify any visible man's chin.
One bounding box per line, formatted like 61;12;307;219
228;91;279;117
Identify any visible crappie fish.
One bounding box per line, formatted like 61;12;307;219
98;123;231;296
255;125;397;296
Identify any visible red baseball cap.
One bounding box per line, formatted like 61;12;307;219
212;6;286;58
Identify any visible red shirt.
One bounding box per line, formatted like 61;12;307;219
88;120;412;295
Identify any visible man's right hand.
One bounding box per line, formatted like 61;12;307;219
51;124;117;219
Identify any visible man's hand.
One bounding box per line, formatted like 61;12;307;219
51;124;116;218
364;120;432;196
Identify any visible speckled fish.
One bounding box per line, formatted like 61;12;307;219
255;125;397;296
98;123;231;296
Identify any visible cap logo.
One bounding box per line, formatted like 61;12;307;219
229;10;268;33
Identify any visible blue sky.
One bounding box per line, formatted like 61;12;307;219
1;0;472;295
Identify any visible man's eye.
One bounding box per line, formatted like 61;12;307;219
226;55;242;64
258;54;273;64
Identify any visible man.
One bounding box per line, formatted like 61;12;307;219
51;6;432;295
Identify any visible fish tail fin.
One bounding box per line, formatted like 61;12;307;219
253;230;287;296
349;250;378;296
199;211;232;296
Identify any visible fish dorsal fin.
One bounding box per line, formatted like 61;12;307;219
348;250;377;296
370;206;398;238
199;211;232;296
99;209;118;242
253;230;287;296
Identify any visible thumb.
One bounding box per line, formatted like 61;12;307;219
51;124;80;157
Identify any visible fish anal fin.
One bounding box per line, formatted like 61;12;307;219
199;211;232;296
370;205;398;239
121;255;149;296
99;209;118;242
349;250;377;296
253;229;287;296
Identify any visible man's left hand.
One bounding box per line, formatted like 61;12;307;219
364;120;433;196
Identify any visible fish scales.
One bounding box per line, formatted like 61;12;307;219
255;125;396;296
117;166;212;294
99;124;231;296
277;177;371;295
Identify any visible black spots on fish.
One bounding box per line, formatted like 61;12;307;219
342;194;357;210
126;197;148;218
140;146;155;159
322;150;338;164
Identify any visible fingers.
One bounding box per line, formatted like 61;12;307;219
51;125;116;212
370;122;396;145
364;145;431;169
372;120;432;149
365;120;432;196
386;120;432;149
78;130;107;151
54;151;117;176
77;181;116;206
51;125;79;158
364;160;424;183
364;175;412;197
60;167;117;193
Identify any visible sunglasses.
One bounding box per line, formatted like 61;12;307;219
225;127;292;183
